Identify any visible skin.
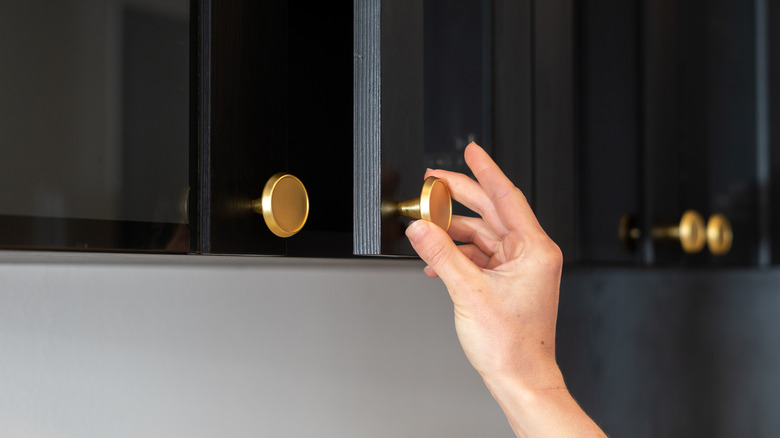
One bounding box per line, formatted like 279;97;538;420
405;143;606;437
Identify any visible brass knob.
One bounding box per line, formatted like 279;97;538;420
707;213;732;256
620;210;707;254
654;210;707;254
385;176;452;231
251;173;309;238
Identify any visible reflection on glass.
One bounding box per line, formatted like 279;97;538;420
0;1;189;226
423;0;492;174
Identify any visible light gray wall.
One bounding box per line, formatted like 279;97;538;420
0;253;511;437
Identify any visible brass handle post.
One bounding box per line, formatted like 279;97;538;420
389;176;452;231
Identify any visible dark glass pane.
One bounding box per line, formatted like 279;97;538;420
423;0;492;175
0;1;190;251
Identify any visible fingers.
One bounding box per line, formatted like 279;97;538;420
423;243;491;278
464;143;544;235
458;243;492;268
405;220;481;288
424;168;510;237
448;215;501;256
423;243;493;278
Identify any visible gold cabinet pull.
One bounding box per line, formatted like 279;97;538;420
251;173;309;238
384;176;452;231
654;210;707;254
620;210;733;256
706;213;733;256
620;210;707;254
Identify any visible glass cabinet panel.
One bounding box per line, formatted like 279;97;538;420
0;1;191;251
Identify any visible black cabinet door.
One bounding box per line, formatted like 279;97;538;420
354;0;425;256
202;0;353;256
573;0;769;267
354;0;542;256
643;0;763;267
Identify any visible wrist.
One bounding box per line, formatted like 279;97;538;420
483;367;605;438
478;348;564;394
482;363;566;409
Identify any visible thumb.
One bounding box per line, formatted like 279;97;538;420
405;220;479;287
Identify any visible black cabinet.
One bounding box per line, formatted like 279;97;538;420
542;0;776;268
0;0;578;258
555;2;780;435
202;0;543;257
1;0;776;266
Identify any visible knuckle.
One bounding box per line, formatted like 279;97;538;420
424;240;451;268
515;187;528;203
494;186;523;203
473;197;492;216
534;239;563;271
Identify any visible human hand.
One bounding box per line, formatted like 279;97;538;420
405;142;562;385
405;143;605;437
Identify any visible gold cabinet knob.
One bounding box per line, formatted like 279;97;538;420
385;176;452;231
707;213;732;256
620;210;707;254
251;173;309;238
654;210;707;254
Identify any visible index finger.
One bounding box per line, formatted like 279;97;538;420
424;168;510;237
464;143;544;234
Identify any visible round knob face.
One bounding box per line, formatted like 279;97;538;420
679;210;706;254
419;176;452;231
707;214;733;256
260;173;309;238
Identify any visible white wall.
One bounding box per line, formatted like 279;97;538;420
0;253;511;437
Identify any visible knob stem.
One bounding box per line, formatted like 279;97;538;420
620;210;706;254
651;226;680;240
397;198;422;219
389;176;452;231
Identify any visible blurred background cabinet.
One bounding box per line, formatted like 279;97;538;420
553;1;780;436
570;0;775;269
